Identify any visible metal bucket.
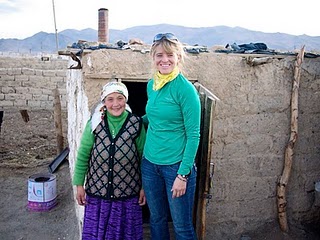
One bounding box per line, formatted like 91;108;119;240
27;173;57;211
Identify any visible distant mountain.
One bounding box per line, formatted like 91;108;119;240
1;24;319;54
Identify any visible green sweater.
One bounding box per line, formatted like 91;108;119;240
72;111;146;186
143;73;201;175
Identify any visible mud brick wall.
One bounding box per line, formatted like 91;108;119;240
0;54;68;110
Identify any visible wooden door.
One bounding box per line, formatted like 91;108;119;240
193;82;220;239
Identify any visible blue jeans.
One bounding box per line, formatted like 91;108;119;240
141;157;197;240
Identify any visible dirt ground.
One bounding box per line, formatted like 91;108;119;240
0;109;319;240
0;109;79;240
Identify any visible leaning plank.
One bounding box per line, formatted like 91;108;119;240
53;87;64;154
277;46;305;232
48;147;69;173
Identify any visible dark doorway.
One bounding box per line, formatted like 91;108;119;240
123;81;150;223
124;81;148;117
124;80;171;224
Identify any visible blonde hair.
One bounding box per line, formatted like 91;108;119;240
150;39;186;72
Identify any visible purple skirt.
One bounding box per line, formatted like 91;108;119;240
82;195;143;240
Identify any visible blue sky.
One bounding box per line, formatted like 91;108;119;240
0;0;319;39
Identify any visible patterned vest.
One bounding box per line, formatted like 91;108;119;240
85;113;142;200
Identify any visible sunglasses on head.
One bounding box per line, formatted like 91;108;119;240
153;33;178;43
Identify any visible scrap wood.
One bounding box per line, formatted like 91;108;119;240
245;56;273;66
20;110;29;122
48;147;69;173
277;45;305;232
69;52;82;69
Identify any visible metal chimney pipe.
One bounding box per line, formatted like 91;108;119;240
98;8;109;42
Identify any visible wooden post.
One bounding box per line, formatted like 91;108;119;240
53;87;64;154
277;46;305;232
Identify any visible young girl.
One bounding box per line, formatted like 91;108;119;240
73;81;146;240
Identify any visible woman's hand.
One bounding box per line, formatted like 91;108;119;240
76;185;86;206
138;189;146;206
171;175;187;198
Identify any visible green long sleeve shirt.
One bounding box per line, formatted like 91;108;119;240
72;111;146;186
143;73;201;175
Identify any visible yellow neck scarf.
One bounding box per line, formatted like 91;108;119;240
153;67;180;91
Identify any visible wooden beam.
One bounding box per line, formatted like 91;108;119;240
53;87;64;154
277;45;305;232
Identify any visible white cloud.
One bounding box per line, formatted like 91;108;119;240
0;0;21;14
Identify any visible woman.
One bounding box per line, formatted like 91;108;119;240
141;33;201;240
73;81;146;240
